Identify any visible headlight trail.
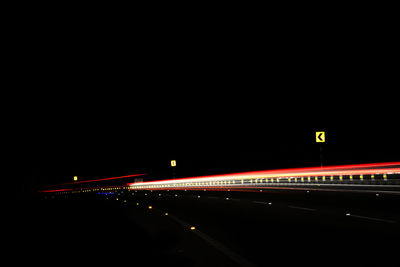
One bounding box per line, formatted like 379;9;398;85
127;162;400;194
39;162;400;195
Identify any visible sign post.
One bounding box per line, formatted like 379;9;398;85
171;160;176;178
315;131;325;167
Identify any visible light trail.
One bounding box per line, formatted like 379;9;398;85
39;188;74;193
345;214;396;224
44;173;147;187
287;205;317;211
39;162;400;195
127;162;400;193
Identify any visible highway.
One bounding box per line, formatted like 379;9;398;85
32;187;400;267
35;162;400;266
130;189;399;267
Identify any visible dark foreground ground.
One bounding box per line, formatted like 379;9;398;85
11;189;400;267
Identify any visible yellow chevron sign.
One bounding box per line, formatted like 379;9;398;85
316;132;325;143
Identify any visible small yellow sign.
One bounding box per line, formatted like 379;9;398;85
171;160;176;167
316;131;325;143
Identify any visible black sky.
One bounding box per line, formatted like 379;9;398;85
8;6;399;197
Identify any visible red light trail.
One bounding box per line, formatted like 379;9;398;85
127;162;400;194
39;162;400;195
44;173;146;187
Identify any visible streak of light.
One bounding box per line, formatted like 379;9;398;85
346;214;396;223
287;205;317;211
127;162;400;191
46;173;147;187
39;188;73;193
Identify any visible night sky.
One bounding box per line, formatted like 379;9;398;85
9;7;399;199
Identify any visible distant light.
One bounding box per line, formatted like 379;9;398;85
197;195;201;198
136;203;139;206
74;176;78;181
226;198;229;200
165;212;168;216
346;213;351;216
190;226;196;230
268;202;272;205
171;160;176;167
148;206;152;209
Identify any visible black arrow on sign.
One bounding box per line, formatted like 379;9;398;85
318;132;324;142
